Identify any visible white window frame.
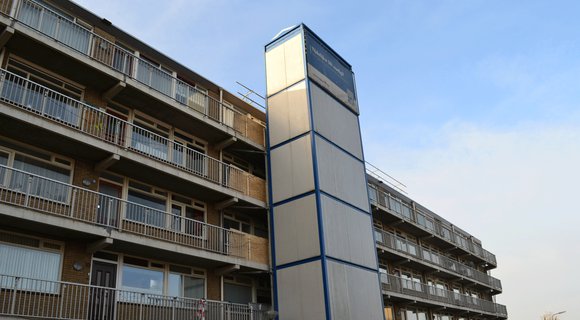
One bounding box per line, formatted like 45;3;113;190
0;230;64;293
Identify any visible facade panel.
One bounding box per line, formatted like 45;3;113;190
270;135;315;203
265;31;306;97
315;135;370;212
277;260;327;320
310;82;363;159
321;194;376;269
273;194;320;265
327;260;384;320
267;80;310;147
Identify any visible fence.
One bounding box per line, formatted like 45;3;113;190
369;184;497;266
380;273;507;317
0;68;266;202
374;228;502;291
0;164;250;258
0;0;265;147
0;274;269;320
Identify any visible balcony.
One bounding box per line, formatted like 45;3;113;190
369;184;497;267
380;273;507;318
374;228;502;292
0;0;265;148
0;68;266;203
0;165;269;266
0;274;270;320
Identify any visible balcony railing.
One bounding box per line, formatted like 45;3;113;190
380;273;507;318
0;274;270;320
0;165;262;260
369;185;497;266
374;228;502;291
0;0;265;147
0;68;266;202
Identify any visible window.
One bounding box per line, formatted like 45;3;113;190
401;203;412;220
131;113;170;160
172;130;207;177
222;101;235;127
388;196;402;214
122;264;163;295
224;282;253;304
112;42;134;75
136;55;173;96
168;265;204;299
400;272;421;291
0;140;72;202
368;185;377;204
117;256;206;301
126;188;167;228
190;85;208;114
2;58;83;127
428;280;448;297
0;232;62;293
17;0;91;53
223;212;253;234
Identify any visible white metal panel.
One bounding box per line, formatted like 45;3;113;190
273;194;320;265
315;136;370;212
327;260;384;320
277;260;327;320
310;82;363;160
270;135;314;203
265;32;306;97
267;81;310;147
321;195;377;269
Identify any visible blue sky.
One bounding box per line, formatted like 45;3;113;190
74;1;580;319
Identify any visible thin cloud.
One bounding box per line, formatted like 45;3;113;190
372;122;580;319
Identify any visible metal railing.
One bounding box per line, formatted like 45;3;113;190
374;228;502;291
0;165;257;259
380;273;507;318
0;68;265;202
369;184;497;266
0;274;270;320
0;0;265;147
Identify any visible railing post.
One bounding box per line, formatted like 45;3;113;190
69;189;77;217
59;284;66;318
107;198;113;226
10;277;19;315
247;236;251;260
24;175;32;206
171;296;176;320
87;32;94;57
9;0;20;18
139;293;144;320
246;172;250;196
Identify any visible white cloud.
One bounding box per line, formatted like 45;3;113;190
369;121;580;319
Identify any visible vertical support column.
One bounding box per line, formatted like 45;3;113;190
265;25;385;320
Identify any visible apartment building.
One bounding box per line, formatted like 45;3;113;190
0;0;272;318
368;175;508;320
0;1;507;320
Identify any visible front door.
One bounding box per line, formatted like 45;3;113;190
90;261;117;320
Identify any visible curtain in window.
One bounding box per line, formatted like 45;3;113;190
10;155;70;202
0;243;61;293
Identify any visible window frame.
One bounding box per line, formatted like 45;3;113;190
0;138;74;203
0;230;64;293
